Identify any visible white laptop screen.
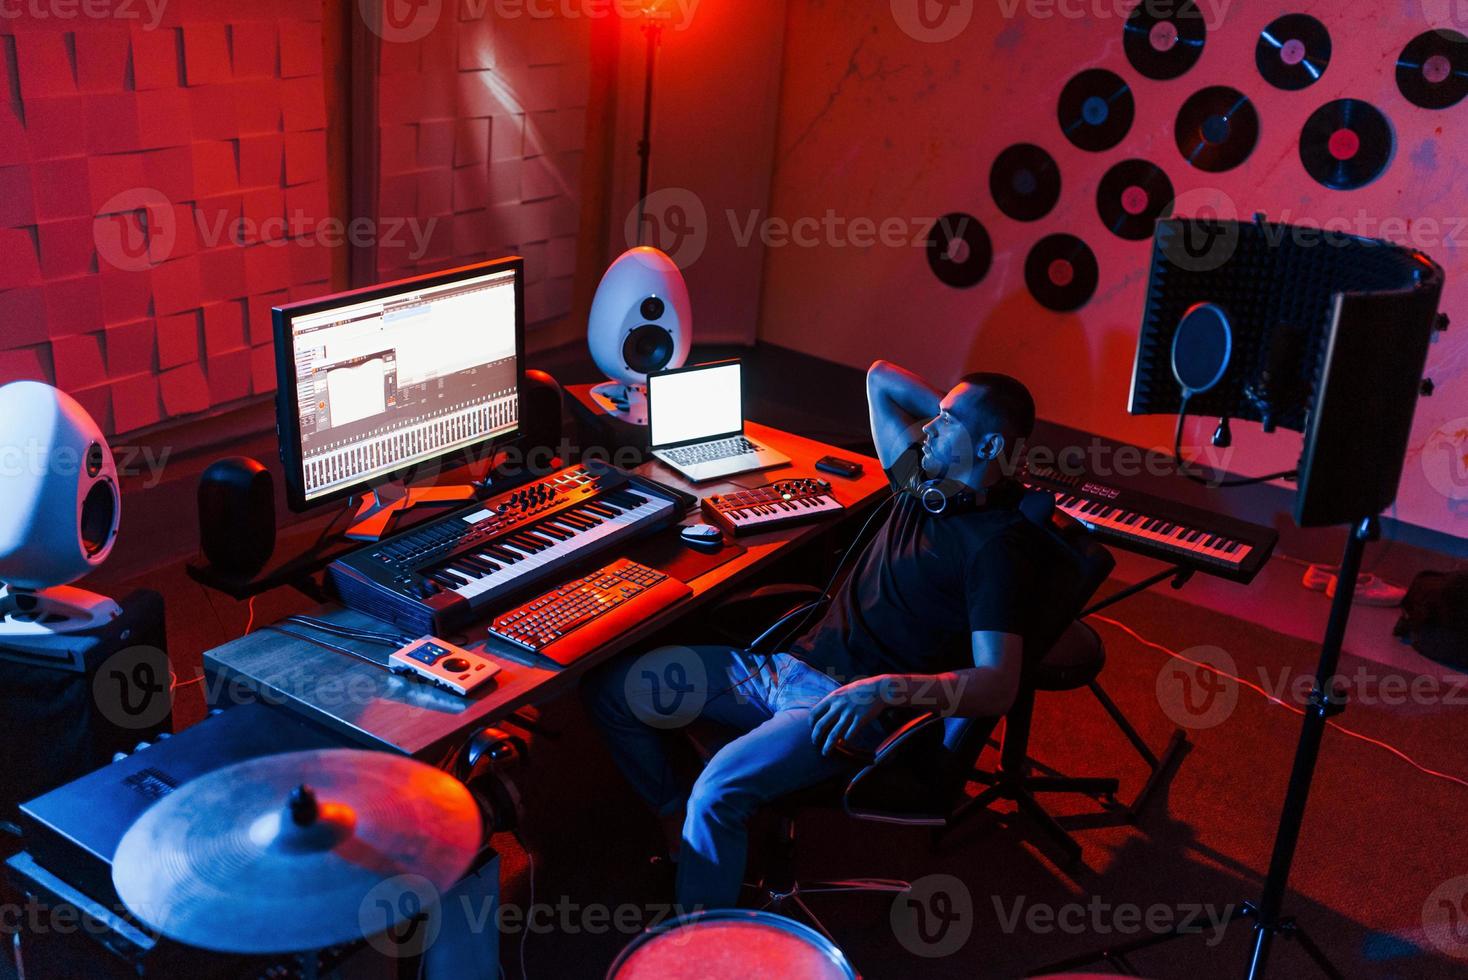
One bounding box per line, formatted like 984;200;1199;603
648;362;743;448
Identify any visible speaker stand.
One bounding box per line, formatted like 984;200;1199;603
346;484;478;542
0;584;122;639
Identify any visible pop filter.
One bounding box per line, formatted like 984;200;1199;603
1170;302;1233;398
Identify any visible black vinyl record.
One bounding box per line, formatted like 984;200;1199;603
926;213;992;289
1256;14;1331;90
1396;30;1468;110
1174;86;1259;172
1058;69;1134;152
1097;159;1175;241
1299;98;1393;190
1025;234;1098;312
989;144;1061;221
1124;0;1206;80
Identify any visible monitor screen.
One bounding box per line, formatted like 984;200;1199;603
275;259;523;508
648;361;743;448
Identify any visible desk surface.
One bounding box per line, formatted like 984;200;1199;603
203;422;886;760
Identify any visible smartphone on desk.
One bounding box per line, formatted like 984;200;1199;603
815;455;863;479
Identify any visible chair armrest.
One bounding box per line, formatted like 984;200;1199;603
748;599;825;654
836;711;940;771
707;583;826;649
842;709;1001;824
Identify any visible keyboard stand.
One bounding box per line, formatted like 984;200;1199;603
1067;562;1195;820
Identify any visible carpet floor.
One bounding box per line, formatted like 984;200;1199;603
473;582;1468;979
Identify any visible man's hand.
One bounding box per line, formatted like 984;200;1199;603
810;676;892;756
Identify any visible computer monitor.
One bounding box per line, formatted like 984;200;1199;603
273;258;525;519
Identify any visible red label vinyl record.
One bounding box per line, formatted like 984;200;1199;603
1299;98;1394;190
1025;234;1098;312
1097;159;1175;241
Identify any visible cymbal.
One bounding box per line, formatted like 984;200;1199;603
112;748;482;955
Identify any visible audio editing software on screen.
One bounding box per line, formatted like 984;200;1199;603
290;269;519;500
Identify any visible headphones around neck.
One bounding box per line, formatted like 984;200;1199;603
910;475;984;516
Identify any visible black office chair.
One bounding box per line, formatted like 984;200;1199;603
704;489;1170;935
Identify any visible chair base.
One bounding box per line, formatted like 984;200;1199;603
943;769;1120;865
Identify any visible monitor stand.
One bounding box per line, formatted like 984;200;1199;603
346;483;478;542
589;381;648;426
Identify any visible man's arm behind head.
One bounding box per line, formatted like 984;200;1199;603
866;360;941;469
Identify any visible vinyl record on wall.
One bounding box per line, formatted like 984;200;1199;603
1175;86;1259;172
1124;0;1206;80
1256;14;1331;90
1058;69;1134;152
1025;234;1098;312
1299;99;1394;190
1396;30;1468;109
989;144;1061;221
1097;160;1175;241
925;213;992;289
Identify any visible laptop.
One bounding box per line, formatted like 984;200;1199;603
647;359;790;482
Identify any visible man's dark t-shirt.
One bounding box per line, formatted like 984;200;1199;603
791;443;1042;682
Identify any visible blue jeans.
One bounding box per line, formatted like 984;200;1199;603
583;645;885;910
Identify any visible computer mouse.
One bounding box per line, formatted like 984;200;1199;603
680;523;723;547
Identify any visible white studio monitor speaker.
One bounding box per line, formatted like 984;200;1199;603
587;246;692;425
0;381;123;635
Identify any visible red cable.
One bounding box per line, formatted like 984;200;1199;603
1089;613;1468;792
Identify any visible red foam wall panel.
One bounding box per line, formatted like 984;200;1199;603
0;5;330;436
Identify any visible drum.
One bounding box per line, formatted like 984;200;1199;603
607;910;858;979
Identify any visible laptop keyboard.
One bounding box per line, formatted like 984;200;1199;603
663;436;761;466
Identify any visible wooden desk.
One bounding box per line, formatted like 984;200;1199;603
203;422;886;761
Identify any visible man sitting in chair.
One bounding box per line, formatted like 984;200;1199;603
584;360;1044;910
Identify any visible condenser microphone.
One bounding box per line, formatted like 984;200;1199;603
1245;320;1308;432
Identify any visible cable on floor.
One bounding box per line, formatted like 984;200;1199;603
1089;613;1468;792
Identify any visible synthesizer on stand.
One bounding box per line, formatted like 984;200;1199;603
329;462;683;635
1023;464;1278;584
701;477;844;536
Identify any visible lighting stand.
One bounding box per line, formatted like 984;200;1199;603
634;20;662;245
